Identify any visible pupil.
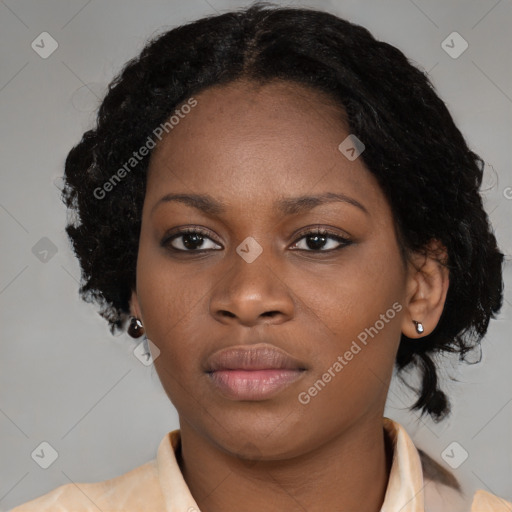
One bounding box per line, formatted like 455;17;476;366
183;233;203;250
307;234;326;250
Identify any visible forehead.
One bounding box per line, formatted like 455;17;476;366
145;79;385;215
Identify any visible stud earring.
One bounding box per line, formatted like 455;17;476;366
128;316;145;338
412;320;424;335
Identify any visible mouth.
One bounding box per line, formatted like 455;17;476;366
205;344;307;401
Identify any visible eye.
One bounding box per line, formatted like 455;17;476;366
290;227;353;252
162;228;222;252
162;226;353;253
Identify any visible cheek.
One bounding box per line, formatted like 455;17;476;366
135;246;209;365
296;298;403;429
297;236;405;393
296;240;404;338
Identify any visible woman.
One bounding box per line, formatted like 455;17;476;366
11;3;511;511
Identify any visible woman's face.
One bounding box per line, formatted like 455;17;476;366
131;79;418;459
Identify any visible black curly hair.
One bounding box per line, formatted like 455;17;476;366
62;2;504;422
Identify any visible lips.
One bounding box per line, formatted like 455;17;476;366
205;344;307;401
206;344;306;372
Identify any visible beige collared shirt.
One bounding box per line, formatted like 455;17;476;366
10;418;511;511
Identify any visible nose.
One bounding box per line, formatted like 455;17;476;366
208;247;295;327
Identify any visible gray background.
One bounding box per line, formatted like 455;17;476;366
1;0;511;510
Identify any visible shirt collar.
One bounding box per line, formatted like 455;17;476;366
380;417;425;511
157;429;201;512
156;417;425;512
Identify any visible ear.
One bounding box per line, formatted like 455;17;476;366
401;239;450;339
129;289;142;320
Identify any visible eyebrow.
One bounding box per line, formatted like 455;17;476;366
151;192;369;217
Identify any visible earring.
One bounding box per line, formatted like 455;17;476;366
412;320;424;335
128;316;145;338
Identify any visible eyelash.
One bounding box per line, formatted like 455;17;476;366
161;226;353;253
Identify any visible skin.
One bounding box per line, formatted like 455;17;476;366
130;79;449;512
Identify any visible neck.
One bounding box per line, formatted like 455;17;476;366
178;414;393;512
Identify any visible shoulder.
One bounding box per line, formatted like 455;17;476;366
9;459;164;512
422;481;512;512
418;449;512;512
470;489;512;511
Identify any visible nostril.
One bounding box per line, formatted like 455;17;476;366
220;310;236;318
